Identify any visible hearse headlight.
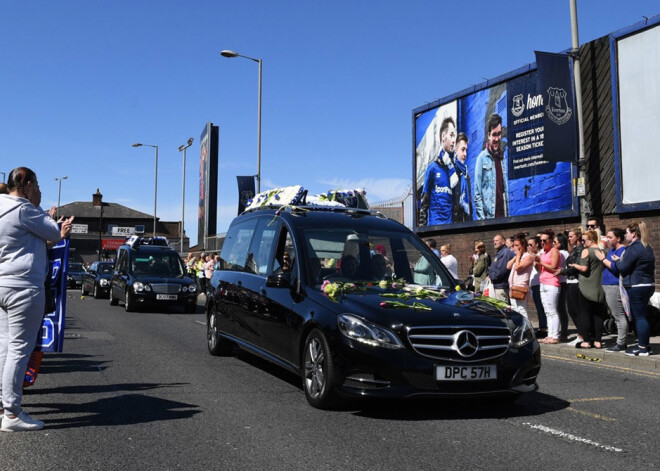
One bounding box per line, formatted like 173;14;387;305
338;314;403;349
510;317;535;348
99;279;109;287
188;284;197;293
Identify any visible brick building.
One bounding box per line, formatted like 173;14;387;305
59;189;188;264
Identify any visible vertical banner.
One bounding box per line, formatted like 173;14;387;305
236;176;256;215
37;237;70;353
535;51;578;162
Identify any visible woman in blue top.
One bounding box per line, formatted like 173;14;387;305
597;221;655;357
601;228;628;351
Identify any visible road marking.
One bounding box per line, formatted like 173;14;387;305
542;354;660;379
566;407;617;422
195;321;206;326
568;397;625;403
521;423;623;452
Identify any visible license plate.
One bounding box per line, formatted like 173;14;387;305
156;294;177;300
436;365;496;381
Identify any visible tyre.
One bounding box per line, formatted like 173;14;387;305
81;283;89;296
207;304;233;356
109;287;118;306
302;329;341;409
124;290;135;312
93;284;100;299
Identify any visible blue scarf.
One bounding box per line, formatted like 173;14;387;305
453;157;470;214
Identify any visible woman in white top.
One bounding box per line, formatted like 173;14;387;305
506;233;534;318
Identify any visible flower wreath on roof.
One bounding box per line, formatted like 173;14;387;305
244;186;369;212
245;185;306;212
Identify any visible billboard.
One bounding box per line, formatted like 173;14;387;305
413;65;578;231
198;122;219;248
611;18;660;211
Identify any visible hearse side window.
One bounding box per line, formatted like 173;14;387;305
272;226;297;277
246;218;280;276
116;250;128;274
220;218;258;272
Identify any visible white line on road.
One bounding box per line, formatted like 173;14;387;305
521;423;623;452
195;321;206;326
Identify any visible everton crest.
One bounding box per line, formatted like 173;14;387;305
545;87;572;125
511;94;525;117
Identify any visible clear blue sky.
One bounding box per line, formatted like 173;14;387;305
2;1;658;245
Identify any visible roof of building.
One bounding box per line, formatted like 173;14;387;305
58;201;153;219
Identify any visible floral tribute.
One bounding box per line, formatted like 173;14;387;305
321;280;366;302
379;285;446;311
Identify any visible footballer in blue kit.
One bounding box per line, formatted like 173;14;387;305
420;117;458;226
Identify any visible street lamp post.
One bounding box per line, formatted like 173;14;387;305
178;138;194;253
221;49;262;193
54;176;68;218
131;143;159;236
1;172;6;183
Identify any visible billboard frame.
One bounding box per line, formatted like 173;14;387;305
412;63;579;234
610;15;660;213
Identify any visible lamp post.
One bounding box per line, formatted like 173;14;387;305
54;176;68;218
220;49;262;193
178;138;194;253
1;172;6;183
131;143;159;236
98;194;104;261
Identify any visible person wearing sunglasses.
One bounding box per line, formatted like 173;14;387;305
569;230;607;349
597;221;655;356
535;229;561;344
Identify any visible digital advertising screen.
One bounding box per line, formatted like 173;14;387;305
413;64;578;231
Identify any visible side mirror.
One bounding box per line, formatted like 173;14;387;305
266;272;291;288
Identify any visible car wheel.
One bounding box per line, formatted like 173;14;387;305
302;329;341;409
81;283;89;296
207;304;233;356
109;287;119;306
93;284;100;299
124;291;135;312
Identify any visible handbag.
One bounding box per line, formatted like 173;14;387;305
510;285;529;300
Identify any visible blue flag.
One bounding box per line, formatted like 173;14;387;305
37;238;70;352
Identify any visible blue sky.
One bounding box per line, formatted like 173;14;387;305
2;1;658;245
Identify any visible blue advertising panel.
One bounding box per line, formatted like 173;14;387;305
414;67;577;230
37;237;70;353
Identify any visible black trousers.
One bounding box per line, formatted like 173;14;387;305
578;290;607;342
565;283;582;336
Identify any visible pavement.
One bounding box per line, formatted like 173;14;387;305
527;312;660;371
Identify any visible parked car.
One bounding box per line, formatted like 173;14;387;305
82;261;114;298
109;236;198;313
206;201;541;409
66;262;85;288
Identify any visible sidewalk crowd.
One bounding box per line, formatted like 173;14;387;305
426;217;657;358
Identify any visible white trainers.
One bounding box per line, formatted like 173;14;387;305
1;411;44;432
566;337;582;347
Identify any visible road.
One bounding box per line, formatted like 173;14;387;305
2;294;659;470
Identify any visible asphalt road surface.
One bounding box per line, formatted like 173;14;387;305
2;294;658;470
